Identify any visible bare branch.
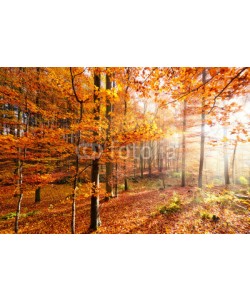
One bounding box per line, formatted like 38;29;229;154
141;67;158;84
70;67;82;104
175;71;220;101
78;164;92;176
207;67;248;114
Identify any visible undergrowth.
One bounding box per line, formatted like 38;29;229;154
0;210;39;221
158;192;181;214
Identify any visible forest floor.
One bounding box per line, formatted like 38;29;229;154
0;176;250;234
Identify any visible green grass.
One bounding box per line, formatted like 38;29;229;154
0;210;39;221
0;212;17;220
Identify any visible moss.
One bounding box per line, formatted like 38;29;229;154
0;212;17;220
0;211;39;221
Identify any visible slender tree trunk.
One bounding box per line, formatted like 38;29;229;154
157;141;162;172
198;69;206;188
140;142;144;178
34;69;42;204
181;99;187;187
198;108;205;188
90;72;101;230
14;86;26;234
223;127;230;185
69;68;84;234
71;157;78;234
124;162;129;191
105;72;114;200
105;161;113;199
90;156;100;230
232;141;237;184
123;69;130;190
15;149;23;234
124;160;129;191
35;67;41;126
114;161;118;197
133;143;137;177
148;141;152;176
162;175;166;189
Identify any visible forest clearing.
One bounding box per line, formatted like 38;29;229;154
0;67;250;234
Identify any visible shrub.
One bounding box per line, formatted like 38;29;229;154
238;176;249;186
172;192;181;205
159;203;180;214
203;190;234;207
159;192;181;214
200;211;212;220
200;211;219;222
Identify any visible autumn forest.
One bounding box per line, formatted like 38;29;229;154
0;67;250;234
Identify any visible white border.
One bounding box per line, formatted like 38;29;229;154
1;1;250;300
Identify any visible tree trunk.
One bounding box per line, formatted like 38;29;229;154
223;127;230;185
133;144;137;177
90;156;101;230
114;161;118;197
157;141;163;173
71;167;79;234
232;141;237;184
148;141;152;176
105;161;113;199
124;159;129;191
35;187;41;203
123;69;130;191
198;69;206;188
14;93;25;234
90;72;101;230
105;72;114;200
140;142;144;178
69;67;84;234
15;150;23;234
181;99;187;187
124;176;129;191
